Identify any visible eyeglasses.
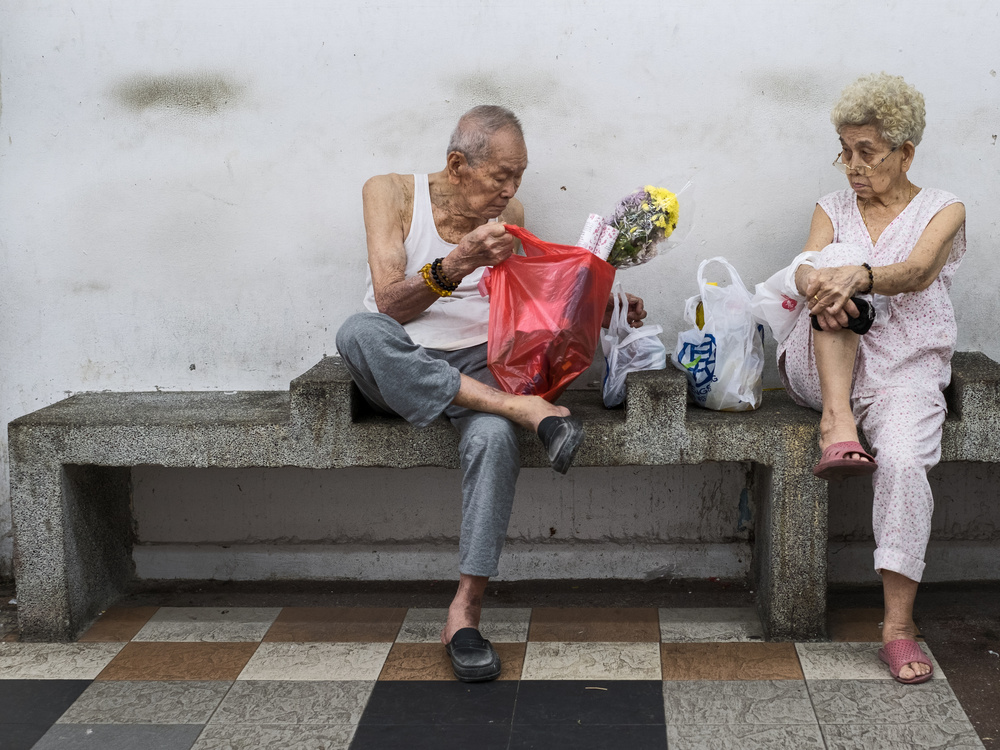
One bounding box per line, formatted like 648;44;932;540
832;146;898;177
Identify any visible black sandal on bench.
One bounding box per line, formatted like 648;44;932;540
537;415;584;475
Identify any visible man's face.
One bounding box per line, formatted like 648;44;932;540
462;128;528;219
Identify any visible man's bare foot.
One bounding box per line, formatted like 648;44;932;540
506;394;569;433
440;574;487;645
882;621;931;681
450;375;569;433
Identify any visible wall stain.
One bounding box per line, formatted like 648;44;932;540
114;73;244;115
450;70;568;116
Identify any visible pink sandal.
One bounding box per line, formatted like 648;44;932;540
812;441;877;480
878;639;934;684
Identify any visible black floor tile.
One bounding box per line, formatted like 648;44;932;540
350;723;511;750
509;723;668;750
0;723;53;750
512;681;666;726
0;680;92;726
358;680;518;726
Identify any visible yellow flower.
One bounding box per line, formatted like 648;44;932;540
642;186;679;238
644;186;679;215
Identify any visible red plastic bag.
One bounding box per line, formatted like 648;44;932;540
478;224;616;402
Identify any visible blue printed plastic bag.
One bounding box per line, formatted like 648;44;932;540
673;257;764;411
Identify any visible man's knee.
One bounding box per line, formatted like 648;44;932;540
462;416;519;461
336;312;398;360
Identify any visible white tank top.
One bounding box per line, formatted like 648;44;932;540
363;174;491;351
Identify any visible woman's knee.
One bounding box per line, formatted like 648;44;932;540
872;444;937;478
817;242;870;269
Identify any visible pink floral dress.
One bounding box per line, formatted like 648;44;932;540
778;187;966;582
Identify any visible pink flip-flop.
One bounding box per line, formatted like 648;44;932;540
878;638;934;684
812;441;877;480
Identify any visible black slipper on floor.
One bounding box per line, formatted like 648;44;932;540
445;627;501;682
811;296;876;334
537;415;585;474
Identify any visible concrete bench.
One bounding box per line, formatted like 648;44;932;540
9;352;1000;642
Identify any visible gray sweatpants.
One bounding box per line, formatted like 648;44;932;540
335;312;520;577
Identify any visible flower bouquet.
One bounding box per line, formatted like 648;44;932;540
575;182;693;405
577;181;693;268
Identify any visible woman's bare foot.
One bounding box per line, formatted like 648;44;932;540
819;409;873;463
881;570;928;680
882;621;931;681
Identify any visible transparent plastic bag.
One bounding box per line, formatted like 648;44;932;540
673;257;764;411
750;251;818;343
601;282;666;408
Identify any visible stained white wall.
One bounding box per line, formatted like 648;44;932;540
2;0;999;579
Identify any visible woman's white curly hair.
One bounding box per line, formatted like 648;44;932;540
831;72;926;147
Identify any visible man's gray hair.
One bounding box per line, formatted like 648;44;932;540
447;105;524;167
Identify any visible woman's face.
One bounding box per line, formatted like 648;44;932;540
837;123;905;199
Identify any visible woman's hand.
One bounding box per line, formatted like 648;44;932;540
802;265;867;330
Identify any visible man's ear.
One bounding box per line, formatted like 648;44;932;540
446;151;466;184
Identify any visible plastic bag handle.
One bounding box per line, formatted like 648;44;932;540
683;294;701;324
697;256;749;294
618;324;665;347
611;281;627;325
503;224;605;260
609;281;663;344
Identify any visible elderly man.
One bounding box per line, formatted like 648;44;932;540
336;105;644;682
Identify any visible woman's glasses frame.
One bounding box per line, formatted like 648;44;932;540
833;146;898;177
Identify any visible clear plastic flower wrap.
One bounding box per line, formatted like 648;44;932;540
577;181;694;269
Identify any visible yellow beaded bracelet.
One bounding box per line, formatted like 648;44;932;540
421;263;451;297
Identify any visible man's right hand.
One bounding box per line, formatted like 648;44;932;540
443;223;515;282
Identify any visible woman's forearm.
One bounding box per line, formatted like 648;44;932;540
867;260;940;296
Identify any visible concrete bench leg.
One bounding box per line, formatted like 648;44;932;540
11;463;133;641
751;462;828;641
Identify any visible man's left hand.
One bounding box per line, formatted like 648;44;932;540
603;293;646;328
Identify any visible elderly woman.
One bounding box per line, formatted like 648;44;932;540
777;73;966;684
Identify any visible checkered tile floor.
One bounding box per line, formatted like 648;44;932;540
0;606;986;749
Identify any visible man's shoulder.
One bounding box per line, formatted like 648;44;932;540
363;173;414;207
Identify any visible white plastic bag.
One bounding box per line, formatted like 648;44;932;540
749;251;818;343
601;282;667;407
673;257;764;411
